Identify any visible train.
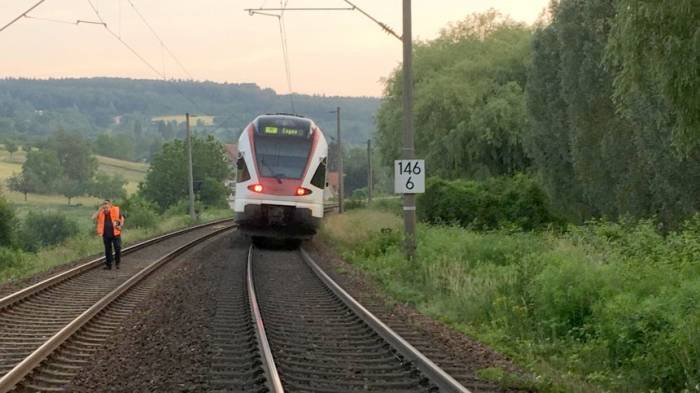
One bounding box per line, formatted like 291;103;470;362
233;114;328;240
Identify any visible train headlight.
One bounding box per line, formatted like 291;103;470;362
248;184;264;193
295;187;312;196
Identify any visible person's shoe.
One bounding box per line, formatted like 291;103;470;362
103;266;111;270
115;264;120;270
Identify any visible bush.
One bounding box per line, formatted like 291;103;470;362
120;196;158;229
321;211;700;392
19;211;80;252
368;198;402;215
0;247;24;269
0;196;17;247
198;177;228;208
164;198;204;218
418;175;562;231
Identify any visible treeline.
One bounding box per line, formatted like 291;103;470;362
377;4;700;227
0;77;379;146
7;131;126;204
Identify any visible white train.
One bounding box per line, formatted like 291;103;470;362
234;114;328;239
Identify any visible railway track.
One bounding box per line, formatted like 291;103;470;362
0;220;234;392
242;245;471;393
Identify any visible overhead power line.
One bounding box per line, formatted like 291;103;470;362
86;0;206;114
1;0;47;32
125;0;195;80
244;1;401;40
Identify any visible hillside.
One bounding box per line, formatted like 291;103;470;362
0;77;380;146
0;145;147;198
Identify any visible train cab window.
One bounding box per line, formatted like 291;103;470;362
254;121;313;179
237;157;251;182
311;158;327;188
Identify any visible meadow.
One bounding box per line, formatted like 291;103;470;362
0;146;148;209
320;208;700;393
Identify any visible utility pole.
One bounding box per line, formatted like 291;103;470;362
185;113;196;222
367;139;373;203
402;0;417;260
336;107;344;213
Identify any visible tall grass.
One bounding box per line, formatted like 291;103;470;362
321;210;700;393
0;208;231;285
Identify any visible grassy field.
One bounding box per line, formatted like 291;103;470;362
152;114;215;126
0;146;148;200
320;209;700;393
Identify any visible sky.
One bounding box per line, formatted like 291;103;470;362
0;1;550;97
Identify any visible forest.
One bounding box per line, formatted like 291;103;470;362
0;77;380;155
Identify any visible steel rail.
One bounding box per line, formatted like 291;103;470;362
0;218;233;311
247;245;285;393
299;248;472;393
0;225;234;392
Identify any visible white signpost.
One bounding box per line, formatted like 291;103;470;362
394;159;425;194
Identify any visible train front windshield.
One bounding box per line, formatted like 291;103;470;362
254;123;313;180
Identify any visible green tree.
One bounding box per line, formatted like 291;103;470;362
7;173;34;201
141;135;230;210
21;149;63;194
48;130;97;183
607;0;700;150
4;140;18;160
376;10;532;179
343;146;369;197
89;172;127;201
525;0;700;225
59;178;87;205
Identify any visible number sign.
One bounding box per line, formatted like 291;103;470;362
394;160;425;194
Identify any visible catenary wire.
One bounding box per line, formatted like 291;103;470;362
86;0;207;114
125;0;195;81
1;0;47;32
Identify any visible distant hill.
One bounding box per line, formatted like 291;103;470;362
0;77;381;145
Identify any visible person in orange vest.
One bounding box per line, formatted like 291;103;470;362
92;199;125;270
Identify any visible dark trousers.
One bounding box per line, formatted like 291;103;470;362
103;236;122;267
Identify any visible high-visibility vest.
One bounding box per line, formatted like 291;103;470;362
96;206;124;236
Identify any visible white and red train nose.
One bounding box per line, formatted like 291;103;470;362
234;114;328;239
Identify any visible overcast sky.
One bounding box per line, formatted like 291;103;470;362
1;1;549;97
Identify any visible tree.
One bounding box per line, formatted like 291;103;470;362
525;0;700;226
89;173;127;201
0;195;17;247
376;10;532;179
607;0;700;150
7;173;34;201
22;149;63;194
48;130;97;183
141;135;230;210
59;178;87;205
4;140;18;160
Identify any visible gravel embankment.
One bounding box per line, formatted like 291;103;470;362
68;232;247;392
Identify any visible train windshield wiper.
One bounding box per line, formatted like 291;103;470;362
261;159;283;184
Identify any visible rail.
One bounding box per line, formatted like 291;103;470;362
0;225;234;392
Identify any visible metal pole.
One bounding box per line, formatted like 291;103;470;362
185;113;196;222
402;0;416;260
367;139;373;204
336;107;344;213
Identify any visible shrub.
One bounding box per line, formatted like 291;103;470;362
198;177;228;208
0;196;17;247
368;197;402;215
19;211;80;252
0;247;24;269
164;198;204;218
418;175;562;231
120;196;159;229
